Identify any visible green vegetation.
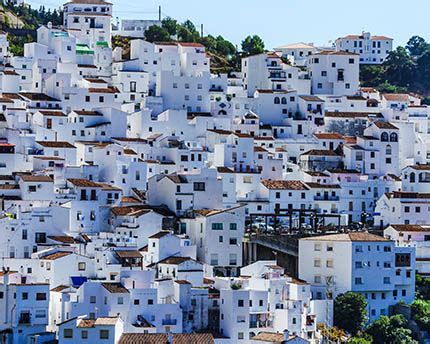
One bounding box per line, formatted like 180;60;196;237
411;299;430;331
138;17;265;73
334;292;368;335
360;35;430;97
2;3;63;30
366;315;416;344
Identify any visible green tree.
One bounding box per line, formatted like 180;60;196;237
415;272;430;300
406;36;428;57
182;19;198;35
334;292;367;335
383;47;416;87
347;336;372;344
360;65;385;87
411;299;430;331
241;35;265;55
161;17;177;36
144;25;170;43
366;315;416;344
215;35;236;57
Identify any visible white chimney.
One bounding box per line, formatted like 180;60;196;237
283;329;290;342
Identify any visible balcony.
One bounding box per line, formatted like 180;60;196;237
162;319;177;326
314;196;340;201
19;313;31;324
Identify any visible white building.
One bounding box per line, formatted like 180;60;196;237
335;32;393;64
299;233;415;321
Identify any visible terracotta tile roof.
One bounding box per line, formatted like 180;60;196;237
251;332;284;342
94;317;120;326
115;250;142;259
174;280;191;285
19;92;60;102
111;205;151;217
408;165;430;171
302;232;389;242
42;251;73;260
299;95;324;102
19;174;53;183
325;111;382;118
382;93;410;102
302;149;340;156
254;146;268;152
48;236;76;244
389;224;430;232
391;191;430;199
305;182;341;189
74;110;103;116
88;87;118;94
67;179;102;188
373;121;398;130
172;334;214;344
101;283;129;294
38;110;67;117
262;180;309;190
50;285;70;292
157;256;195;265
119;334;168;344
316;50;359;56
216;167;234;173
36;141;76;148
77;319;96;328
314;133;343;140
148;231;170;239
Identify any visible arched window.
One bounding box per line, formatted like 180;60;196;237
381;132;389;142
281;97;287;104
274;97;280;104
390;132;398;142
386;145;392;155
410;172;416;183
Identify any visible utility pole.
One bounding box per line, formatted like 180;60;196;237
200;24;203;38
158;6;162;21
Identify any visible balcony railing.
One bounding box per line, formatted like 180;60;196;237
162;319;177;325
314;196;340;201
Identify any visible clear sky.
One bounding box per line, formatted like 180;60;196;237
26;0;429;49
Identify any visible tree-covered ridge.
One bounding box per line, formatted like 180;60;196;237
360;36;430;101
2;2;63;30
140;17;265;73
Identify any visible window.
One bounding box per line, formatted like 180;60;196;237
193;182;205;191
22;292;28;300
36;293;47;301
314;243;321;251
212;223;223;230
64;329;73;339
314;259;321;267
90;296;96;303
81;331;88;339
230;223;237;230
78;262;86;271
100;330;109;340
355;277;363;285
238;299;244;307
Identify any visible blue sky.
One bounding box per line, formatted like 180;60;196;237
27;0;429;49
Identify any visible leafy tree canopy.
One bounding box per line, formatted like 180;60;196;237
334;292;368;335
